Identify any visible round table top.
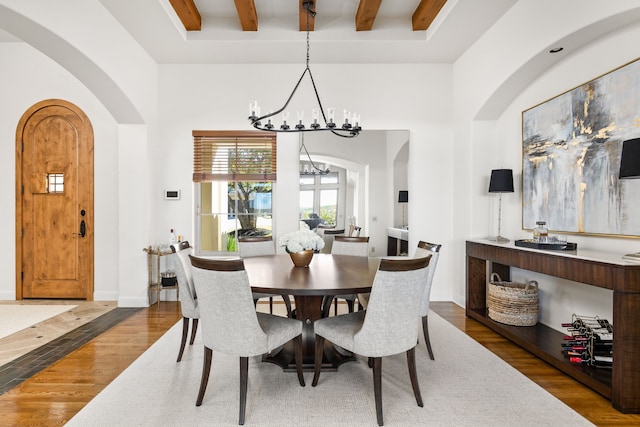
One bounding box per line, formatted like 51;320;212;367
243;253;380;296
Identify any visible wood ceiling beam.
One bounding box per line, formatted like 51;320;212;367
412;0;447;31
355;0;382;31
299;0;316;31
168;0;201;31
234;0;258;31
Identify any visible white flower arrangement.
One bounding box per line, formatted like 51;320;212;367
279;229;325;253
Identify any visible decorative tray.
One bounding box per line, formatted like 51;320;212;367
515;239;577;251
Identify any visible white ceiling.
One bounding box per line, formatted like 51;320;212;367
93;0;517;64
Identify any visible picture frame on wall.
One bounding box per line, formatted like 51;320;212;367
522;57;640;237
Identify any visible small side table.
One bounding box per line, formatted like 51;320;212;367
143;246;179;307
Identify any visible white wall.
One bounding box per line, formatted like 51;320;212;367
454;1;640;330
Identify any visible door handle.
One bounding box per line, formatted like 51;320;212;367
78;219;86;238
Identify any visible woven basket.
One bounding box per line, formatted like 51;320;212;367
488;273;539;326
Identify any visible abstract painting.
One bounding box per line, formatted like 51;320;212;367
522;58;640;237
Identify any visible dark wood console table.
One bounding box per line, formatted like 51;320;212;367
466;239;640;413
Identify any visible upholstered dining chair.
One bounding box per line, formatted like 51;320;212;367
238;236;293;317
189;255;305;425
170;241;199;362
356;240;442;361
323;236;370;316
312;256;432;426
320;228;345;254
413;241;442;361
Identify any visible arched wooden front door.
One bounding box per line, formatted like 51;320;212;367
16;99;94;299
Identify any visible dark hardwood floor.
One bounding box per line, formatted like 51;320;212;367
0;301;638;426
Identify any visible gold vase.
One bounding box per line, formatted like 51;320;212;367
289;250;314;267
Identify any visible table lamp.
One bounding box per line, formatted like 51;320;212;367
488;169;514;243
619;138;640;260
398;190;408;229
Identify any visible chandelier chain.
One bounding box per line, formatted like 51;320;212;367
306;4;310;68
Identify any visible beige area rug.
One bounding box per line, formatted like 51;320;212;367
0;304;77;340
66;312;594;427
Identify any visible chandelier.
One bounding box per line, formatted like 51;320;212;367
300;135;330;175
248;0;361;138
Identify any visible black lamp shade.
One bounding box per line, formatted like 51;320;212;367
488;169;514;193
619;138;640;179
398;190;408;203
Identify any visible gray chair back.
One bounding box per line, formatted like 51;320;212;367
414;241;442;317
170;242;198;318
331;236;369;257
320;228;345;254
189;256;272;356
238;236;276;258
354;256;431;356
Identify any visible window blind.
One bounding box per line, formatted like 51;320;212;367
192;130;277;182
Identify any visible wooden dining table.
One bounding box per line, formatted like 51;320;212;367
243;253;380;371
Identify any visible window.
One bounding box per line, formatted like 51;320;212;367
193;131;276;254
47;173;64;193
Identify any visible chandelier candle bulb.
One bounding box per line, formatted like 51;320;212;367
296;111;305;129
281;111;290;130
328;108;336;126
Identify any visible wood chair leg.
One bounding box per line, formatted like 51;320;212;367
372;357;383;426
346;299;355;313
177;317;189;362
189;318;199;345
196;347;213;406
239;357;248;425
311;335;325;387
294;335;305;387
407;347;423;407
422;315;434;360
334;297;338;316
282;296;293;318
321;295;334;318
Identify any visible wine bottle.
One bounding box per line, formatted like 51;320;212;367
561;342;580;347
591;332;613;342
563;335;587;341
593;355;613;367
169;228;176;245
561;322;579;328
597;319;613;331
569;353;589;363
